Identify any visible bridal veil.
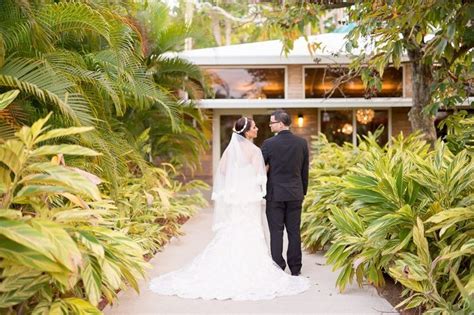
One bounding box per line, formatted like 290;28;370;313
211;132;267;231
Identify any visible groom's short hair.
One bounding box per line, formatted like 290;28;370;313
271;110;291;126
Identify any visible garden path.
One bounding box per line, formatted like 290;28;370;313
104;202;397;315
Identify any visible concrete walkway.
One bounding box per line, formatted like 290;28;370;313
105;207;397;314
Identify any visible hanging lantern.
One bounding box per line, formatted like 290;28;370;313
322;111;330;122
356;109;375;125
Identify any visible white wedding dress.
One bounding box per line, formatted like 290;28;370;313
149;133;310;300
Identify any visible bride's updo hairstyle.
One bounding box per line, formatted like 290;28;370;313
233;117;253;136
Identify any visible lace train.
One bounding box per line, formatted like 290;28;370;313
149;202;310;300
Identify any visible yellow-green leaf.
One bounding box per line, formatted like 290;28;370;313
35;127;94;144
30;220;83;274
31;145;100;157
413;217;430;266
0;89;20;110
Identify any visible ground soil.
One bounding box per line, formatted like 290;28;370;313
375;274;424;315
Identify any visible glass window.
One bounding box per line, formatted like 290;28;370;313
320;109;389;146
305;67;403;98
356;109;389;146
320;110;353;145
205;68;285;99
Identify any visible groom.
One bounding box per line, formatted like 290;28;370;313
261;110;309;276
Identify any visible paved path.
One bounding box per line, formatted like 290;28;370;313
104;207;397;314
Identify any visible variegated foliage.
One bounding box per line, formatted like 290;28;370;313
303;131;474;314
0;114;205;314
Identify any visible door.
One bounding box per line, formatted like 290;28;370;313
252;114;273;148
220;115;241;155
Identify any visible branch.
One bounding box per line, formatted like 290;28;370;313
197;2;264;24
309;0;356;9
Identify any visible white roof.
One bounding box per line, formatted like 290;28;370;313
176;33;347;65
174;32;404;65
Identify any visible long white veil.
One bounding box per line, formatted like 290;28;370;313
211;133;267;231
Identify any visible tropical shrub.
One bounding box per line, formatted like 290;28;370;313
0;1;210;313
115;166;207;256
0;113;207;314
439;110;474;155
301;135;361;252
0;114;150;313
304;131;474;313
301;131;385;252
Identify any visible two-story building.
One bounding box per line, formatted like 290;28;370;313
177;31;424;182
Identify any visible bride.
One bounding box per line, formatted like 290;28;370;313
149;117;310;300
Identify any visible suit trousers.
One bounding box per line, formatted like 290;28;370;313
265;200;303;274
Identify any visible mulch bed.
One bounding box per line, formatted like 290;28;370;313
374;274;424;315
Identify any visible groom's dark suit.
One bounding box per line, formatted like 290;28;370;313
261;130;309;275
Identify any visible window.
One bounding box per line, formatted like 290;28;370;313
320;109;389;146
305;67;403;98
356;110;389;146
205;68;285;99
320;110;353;145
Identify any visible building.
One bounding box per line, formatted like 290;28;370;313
177;31;431;182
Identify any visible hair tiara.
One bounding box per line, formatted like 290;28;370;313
232;117;248;134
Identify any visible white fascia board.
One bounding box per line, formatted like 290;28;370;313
197;98;413;109
180;55;355;65
178;52;410;65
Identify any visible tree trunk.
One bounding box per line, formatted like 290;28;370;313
210;12;222;46
225;19;232;46
184;0;194;50
407;48;437;147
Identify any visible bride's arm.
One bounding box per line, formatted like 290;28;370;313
251;150;267;197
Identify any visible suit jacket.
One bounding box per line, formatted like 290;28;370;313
261;130;309;201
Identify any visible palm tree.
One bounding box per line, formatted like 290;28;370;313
124;1;210;172
0;0;204;188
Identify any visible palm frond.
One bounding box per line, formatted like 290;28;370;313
38;2;111;44
155;22;191;54
0;57;93;125
148;56;205;83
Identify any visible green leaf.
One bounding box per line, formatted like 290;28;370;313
61;297;101;314
101;259;122;290
31;145;100;157
0;218;56;261
426;207;474;233
0;89;20;110
413;217;430;266
345;188;387;204
80;255;102;306
14;185;72;200
0;209;21;220
450;269;474;311
0;274;49;308
30;220;82;275
30;113;53;141
34;127;95;144
415;32;423;44
21;163;102;200
0;146;22;175
335;264;354;292
0;235;64;273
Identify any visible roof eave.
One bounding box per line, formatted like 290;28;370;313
181;55;411;66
